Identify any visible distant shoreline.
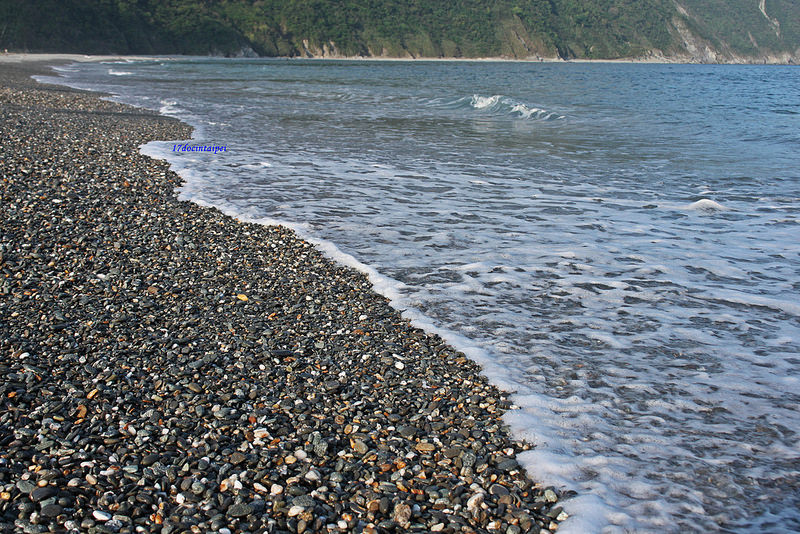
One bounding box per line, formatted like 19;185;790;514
1;52;797;66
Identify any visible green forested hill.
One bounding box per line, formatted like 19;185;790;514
0;0;797;62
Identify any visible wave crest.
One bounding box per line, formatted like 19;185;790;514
685;198;729;212
464;94;563;120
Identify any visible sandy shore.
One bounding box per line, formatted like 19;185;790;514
0;51;704;66
0;61;565;533
2;51;796;66
0;54;170;64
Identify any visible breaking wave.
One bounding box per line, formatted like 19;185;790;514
461;94;564;120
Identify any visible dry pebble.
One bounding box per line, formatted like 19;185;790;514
0;61;565;533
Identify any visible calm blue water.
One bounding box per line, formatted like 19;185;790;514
41;59;800;533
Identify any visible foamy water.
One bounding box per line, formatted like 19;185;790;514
38;59;800;533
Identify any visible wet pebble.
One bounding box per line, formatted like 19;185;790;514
0;61;565;534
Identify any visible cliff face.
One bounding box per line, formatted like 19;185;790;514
0;0;797;63
663;0;800;63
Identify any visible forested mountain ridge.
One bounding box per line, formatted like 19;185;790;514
1;0;797;63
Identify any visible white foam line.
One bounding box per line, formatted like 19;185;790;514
159;161;537;393
140;136;590;533
145;140;592;531
37;61;591;532
700;289;800;317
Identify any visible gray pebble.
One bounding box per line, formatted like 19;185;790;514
0;61;564;534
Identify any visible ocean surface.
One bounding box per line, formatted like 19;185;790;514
39;58;800;533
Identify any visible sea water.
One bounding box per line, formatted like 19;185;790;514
38;59;800;533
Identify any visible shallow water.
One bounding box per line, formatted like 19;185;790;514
40;59;800;533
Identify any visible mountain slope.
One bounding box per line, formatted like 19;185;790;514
0;0;797;63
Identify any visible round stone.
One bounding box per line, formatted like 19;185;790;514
93;510;112;521
30;487;57;502
16;480;36;494
40;503;62;517
227;503;253;517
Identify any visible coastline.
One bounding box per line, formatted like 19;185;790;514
0;59;566;534
1;51;797;66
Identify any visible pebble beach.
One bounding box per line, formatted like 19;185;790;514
0;60;564;534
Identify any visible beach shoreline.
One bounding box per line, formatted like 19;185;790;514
0;59;565;533
2;51;796;66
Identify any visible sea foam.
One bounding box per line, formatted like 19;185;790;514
44;58;800;534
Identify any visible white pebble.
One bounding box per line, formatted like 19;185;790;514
270;484;283;495
287;505;305;517
466;492;484;512
93;510;112;521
